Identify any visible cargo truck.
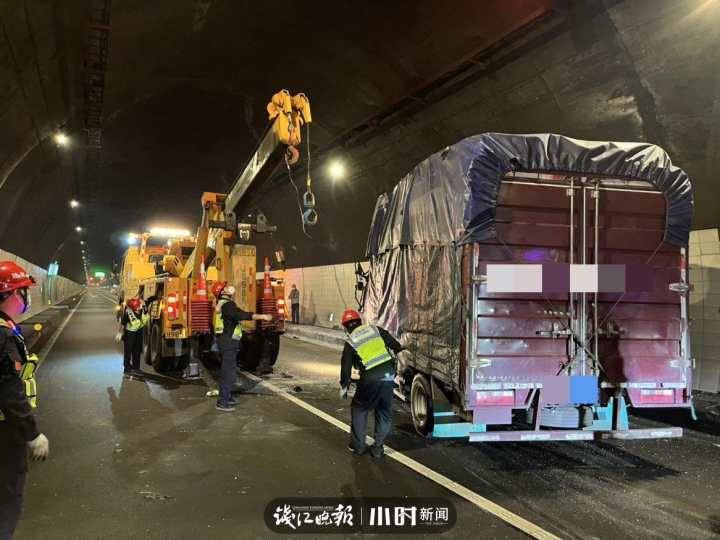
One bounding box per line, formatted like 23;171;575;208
362;133;694;442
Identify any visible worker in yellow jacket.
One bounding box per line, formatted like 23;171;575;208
116;297;149;377
339;309;403;458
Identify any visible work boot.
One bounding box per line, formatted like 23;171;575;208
215;403;236;412
347;444;366;455
369;445;385;459
228;397;238;406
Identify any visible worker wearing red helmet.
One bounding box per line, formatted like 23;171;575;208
0;261;49;538
339;308;403;458
211;281;272;412
116;296;149;377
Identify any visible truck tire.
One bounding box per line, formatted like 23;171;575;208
142;325;151;365
149;322;173;373
410;373;434;437
256;333;280;372
238;333;260;371
174;356;190;371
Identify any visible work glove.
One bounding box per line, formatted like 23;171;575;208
261;314;273;322
340;386;348;400
114;332;123;343
28;433;49;460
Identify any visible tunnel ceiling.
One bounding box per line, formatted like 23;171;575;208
0;0;719;282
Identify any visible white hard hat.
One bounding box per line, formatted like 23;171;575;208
224;285;236;296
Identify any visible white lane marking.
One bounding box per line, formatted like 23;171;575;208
89;290;117;305
36;296;84;370
243;371;561;540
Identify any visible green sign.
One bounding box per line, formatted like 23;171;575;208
94;271;106;279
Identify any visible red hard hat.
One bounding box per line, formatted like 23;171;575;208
211;281;227;298
0;261;36;294
127;298;142;311
341;309;361;327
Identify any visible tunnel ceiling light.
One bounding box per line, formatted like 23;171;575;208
69;199;80;209
127;233;139;245
80;240;85;245
149;227;191;238
327;159;346;181
75;226;83;233
53;132;70;147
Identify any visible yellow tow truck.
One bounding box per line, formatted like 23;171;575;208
118;90;312;374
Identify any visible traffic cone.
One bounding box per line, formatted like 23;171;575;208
259;257;276;330
263;257;273;300
197;256;207;298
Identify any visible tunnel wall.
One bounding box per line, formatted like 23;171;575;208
260;263;357;330
690;229;720;393
0;249;84;323
249;0;720;271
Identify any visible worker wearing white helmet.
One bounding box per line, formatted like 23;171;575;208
211;281;271;412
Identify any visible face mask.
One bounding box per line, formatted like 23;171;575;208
18;288;30;314
3;290;29;317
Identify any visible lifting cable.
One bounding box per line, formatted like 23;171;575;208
285;151;312;239
301;122;318;227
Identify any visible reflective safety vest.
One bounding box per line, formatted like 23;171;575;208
214;299;243;341
346;324;393;371
125;308;147;332
0;317;39;412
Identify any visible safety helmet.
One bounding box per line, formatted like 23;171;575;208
223;285;236;297
0;261;36;294
341;309;361;327
211;281;227;298
127;298;142;311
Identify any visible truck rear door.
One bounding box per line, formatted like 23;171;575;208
469;174;690;409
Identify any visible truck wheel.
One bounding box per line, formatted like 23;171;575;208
142;326;151;365
410;373;434;437
238;334;260;371
174;356;190;371
257;333;280;371
149;323;172;373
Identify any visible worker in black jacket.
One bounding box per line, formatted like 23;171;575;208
211;281;272;412
0;261;49;539
339;309;403;458
115;297;148;377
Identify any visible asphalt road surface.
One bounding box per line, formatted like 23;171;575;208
13;289;720;539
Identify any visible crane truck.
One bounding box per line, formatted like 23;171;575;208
118;90;311;374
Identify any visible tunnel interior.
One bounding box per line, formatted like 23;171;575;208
0;0;718;282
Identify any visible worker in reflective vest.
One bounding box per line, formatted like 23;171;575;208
211;281;272;412
0;261;49;539
339;309;403;458
116;297;149;376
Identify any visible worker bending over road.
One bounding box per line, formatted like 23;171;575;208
115;297;149;377
212;282;272;412
0;261;49;539
339;309;403;458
